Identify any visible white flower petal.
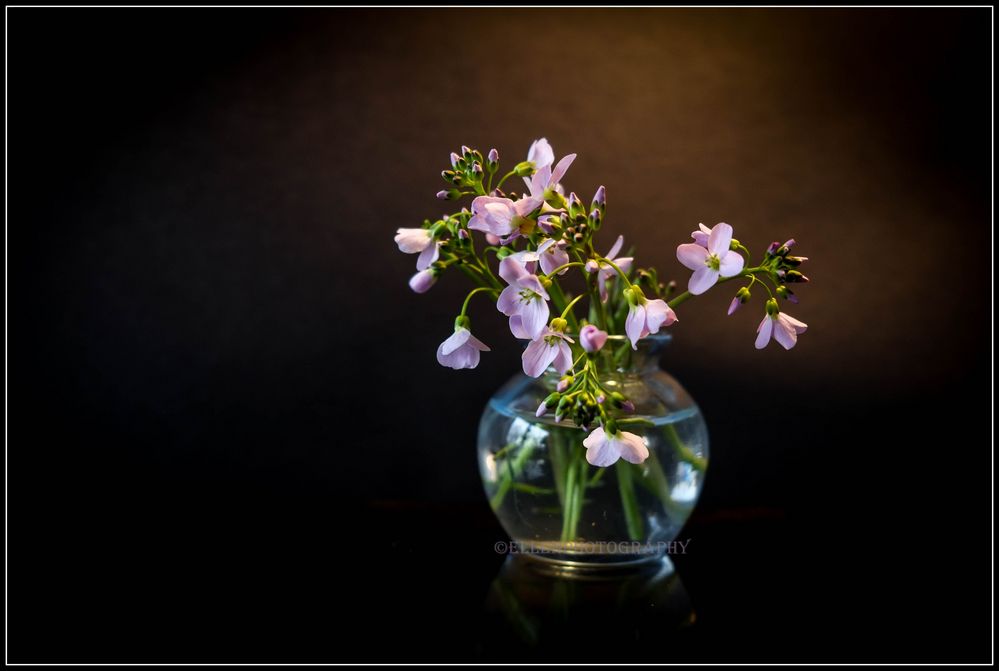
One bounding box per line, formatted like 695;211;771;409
688;266;719;295
676;243;709;271
755;316;774;349
718;250;744;278
707;222;733;257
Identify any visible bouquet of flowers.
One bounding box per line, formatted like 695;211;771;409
395;139;812;554
395;138;810;469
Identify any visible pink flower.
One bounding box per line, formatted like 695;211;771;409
537;238;570;276
496;255;550;340
468;195;544;241
690;223;711;247
523;149;576;199
676;222;745;295
624;287;677;350
583;427;649;467
394;227;440;270
755;301;808;350
585;235;634;302
522;327;574;378
526;138;555;170
436;324;490;370
579;324;608;353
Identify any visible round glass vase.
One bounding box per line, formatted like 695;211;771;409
478;333;708;569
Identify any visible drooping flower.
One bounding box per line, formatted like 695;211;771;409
394;227;440;270
522;325;574;378
468;194;544;241
690;223;711;247
583;426;649;467
497;255;550;340
537;238;570;276
585;235;634;302
579;324;608;353
624;286;677;350
436;320;490;370
755;299;808;350
676;222;745;295
409;268;437;294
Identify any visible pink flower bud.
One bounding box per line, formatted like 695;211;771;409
727;297;741;316
408;269;437;294
536;401;547;418
579;324;609;353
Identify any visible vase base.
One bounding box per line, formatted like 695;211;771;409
509;539;674;577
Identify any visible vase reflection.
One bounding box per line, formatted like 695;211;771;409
479;554;695;660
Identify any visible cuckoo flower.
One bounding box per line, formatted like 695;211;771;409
585;235;634;302
522;326;574;378
676;222;745;295
690;223;711;247
468;194;544;241
624;286;677;349
524;152;577;199
497;256;550;340
394;228;440;270
436;321;490;370
583;427;650;467
537;238;570;276
579;324;608;353
755;299;808;350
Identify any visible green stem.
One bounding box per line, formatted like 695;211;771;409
665;424;707;471
460;286;498;317
559;293;586;321
543;261;587;279
493;169;518;192
598;257;635;290
490;438;538;510
616;461;644;541
560;454;579;543
667;266;767;309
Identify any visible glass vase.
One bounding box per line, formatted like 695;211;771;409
478;333;708;569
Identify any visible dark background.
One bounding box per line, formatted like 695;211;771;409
8;8;992;663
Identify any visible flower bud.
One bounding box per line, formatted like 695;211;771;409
544;392;561;408
437;188;461;200
765;241;781;257
784;255;808;267
461;145;473;159
536;401;548;417
727;297;741;316
409;269;437;294
550;317;568;332
441;169;456;184
556;376;573;392
513;161;535;177
449;152;461;168
589;208;602;230
591;185;606;215
776;285;799;304
567;192;585;220
579;324;608;353
730;238;741;251
471;162;483;176
487;148;499;172
785;270;808;283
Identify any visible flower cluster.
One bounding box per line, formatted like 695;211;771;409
395;139;811;467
